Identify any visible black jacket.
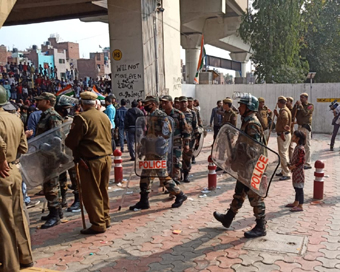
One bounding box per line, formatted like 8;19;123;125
124;107;144;129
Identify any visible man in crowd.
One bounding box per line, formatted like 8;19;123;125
210;100;223;140
0;86;33;271
214;95;267;238
35;92;63;229
219;98;237;126
129;96;187;210
115;99;128;152
104;96;116;152
179;96;199;183
256;97;273;140
124;100;144;161
161;95;190;184
66;91;112;234
292;93;314;169
274;96;292;181
287;97;295;160
330;100;340;151
174;97;181;110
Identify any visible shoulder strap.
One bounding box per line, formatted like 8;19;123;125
77;114;89;135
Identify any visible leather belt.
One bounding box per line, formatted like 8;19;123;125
277;131;290;136
84;155;109;161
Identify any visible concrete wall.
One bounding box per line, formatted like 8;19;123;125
184;83;340;134
181;84;196;98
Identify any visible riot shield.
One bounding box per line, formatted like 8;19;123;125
211;123;280;197
135;115;174;177
19;121;75;189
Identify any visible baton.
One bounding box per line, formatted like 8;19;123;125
75;163;86;230
118;168;134;211
267;103;278;144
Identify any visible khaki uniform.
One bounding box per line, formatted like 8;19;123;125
222;109;237;126
36;107;63;209
66;107;112;232
256;105;273;130
0;108;33;271
292;102;314;167
275;106;292;177
287;105;294;161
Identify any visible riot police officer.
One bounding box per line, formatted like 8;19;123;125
130;96;187;210
214;95;267;238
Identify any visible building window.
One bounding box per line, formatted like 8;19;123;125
59;59;65;64
97;54;101;61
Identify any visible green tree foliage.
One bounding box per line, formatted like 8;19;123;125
239;0;309;83
301;0;340;82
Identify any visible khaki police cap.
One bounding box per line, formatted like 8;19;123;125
258;97;265;102
223;98;233;104
80;91;97;100
287;97;294;102
187;97;194;101
35;92;56;101
142;95;159;104
179;96;188;102
160;95;173;102
300;92;309;97
174;97;179;102
278;96;287;102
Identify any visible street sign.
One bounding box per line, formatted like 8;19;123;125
112;49;122;61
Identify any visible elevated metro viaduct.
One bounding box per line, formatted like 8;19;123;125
2;0;250;101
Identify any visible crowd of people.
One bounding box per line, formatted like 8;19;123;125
2;75;337;271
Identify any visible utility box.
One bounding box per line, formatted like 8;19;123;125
199;72;213;84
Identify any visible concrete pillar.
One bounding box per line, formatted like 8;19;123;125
181;33;202;84
108;0;181;103
185;48;200;84
230;52;250;78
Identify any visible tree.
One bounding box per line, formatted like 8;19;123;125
301;0;340;82
239;0;309;83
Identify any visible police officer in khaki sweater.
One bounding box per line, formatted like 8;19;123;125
65;91;112;234
274;96;292;180
256;97;273;140
287;97;295;161
0;86;33;271
292;93;314;169
218;98;237;126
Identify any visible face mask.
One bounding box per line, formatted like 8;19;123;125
144;104;152;112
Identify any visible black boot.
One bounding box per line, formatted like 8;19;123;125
244;218;267;238
67;192;80;212
41;207;60;229
330;145;334;151
183;172;190;183
61;189;67;208
42;206;63;220
213;209;236;228
171;192;187;208
129;192;150;210
192;157;196;164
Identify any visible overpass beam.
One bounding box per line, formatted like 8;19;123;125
230;52;250;77
108;0;182;102
181;33;202;84
0;0;17;28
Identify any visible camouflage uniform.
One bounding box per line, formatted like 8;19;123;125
231;114;265;219
181;107;199;175
36;107;63;209
166;108;190;182
140;108;181;195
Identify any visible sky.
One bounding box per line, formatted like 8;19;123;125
0;19;242;75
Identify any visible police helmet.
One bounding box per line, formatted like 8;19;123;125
238;94;259;112
55;95;77;109
0;85;8;106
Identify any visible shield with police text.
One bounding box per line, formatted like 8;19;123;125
193;127;205;157
135;115;174;177
19;121;75;189
211;123;280;197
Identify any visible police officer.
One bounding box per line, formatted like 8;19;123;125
214;95;267;238
219;98;237;126
35;92;63;229
256;97;273;139
130;96;187;210
65;91;112;234
0;86;34;271
287;97;295;160
54;96;80;212
179;96;199;183
188;97;202;164
274;96;292;181
161;95;190;183
292;93;314;169
330;101;340;151
174;97;180;110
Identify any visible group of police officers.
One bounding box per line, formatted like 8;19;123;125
0;83;315;271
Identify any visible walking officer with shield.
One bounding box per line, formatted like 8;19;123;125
213;95;269;238
130;96;187;210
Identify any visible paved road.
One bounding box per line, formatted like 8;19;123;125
27;132;340;271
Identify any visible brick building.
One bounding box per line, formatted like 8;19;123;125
77;52;106;80
0;45;8;66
